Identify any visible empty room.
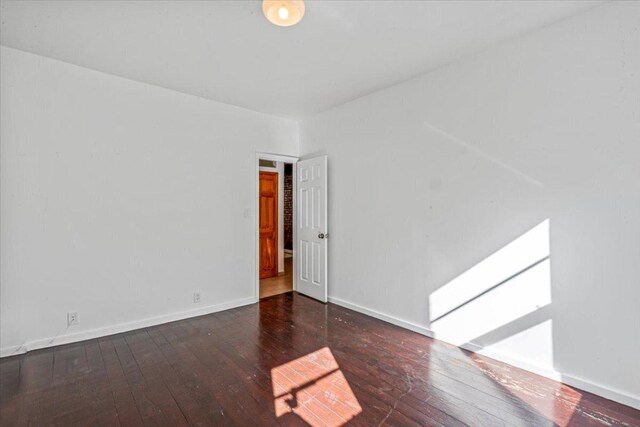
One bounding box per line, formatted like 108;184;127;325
1;1;639;426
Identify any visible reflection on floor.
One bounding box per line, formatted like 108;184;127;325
1;293;638;426
260;256;292;299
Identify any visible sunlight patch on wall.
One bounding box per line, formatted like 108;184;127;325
429;220;551;348
483;319;555;370
424;219;587;424
271;347;362;426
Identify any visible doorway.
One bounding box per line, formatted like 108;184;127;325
257;155;295;299
255;153;328;303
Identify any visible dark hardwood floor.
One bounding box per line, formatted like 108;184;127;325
1;292;639;426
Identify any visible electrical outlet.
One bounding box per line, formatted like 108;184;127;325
67;312;78;326
193;292;201;303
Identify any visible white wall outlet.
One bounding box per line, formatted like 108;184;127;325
67;312;78;326
193;292;201;303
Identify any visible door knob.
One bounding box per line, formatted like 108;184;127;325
318;233;325;239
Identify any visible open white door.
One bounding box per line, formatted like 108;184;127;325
296;156;328;302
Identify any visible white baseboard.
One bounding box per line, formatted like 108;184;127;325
457;340;564;381
327;295;640;411
0;296;257;358
560;374;640;411
328;296;434;338
4;293;638;410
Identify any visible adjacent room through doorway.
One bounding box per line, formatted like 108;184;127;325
259;159;294;299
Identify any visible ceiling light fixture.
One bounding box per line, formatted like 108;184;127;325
263;0;305;27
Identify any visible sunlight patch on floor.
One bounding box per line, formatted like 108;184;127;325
271;347;362;426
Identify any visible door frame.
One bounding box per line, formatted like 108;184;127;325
255;152;299;300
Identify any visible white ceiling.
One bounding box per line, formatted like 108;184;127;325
1;0;600;118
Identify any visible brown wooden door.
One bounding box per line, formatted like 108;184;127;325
259;171;278;279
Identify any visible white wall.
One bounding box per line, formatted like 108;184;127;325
0;46;298;355
300;2;640;408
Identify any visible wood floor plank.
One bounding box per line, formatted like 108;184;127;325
1;292;639;426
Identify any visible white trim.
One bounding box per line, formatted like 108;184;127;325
256;153;299;164
328;296;434;337
0;296;256;358
560;374;640;411
327;295;640;410
292;163;297;292
459;340;564;381
255;152;298;300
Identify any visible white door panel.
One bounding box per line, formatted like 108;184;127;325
296;156;327;302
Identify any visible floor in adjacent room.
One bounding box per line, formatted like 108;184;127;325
1;292;638;426
260;256;293;299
